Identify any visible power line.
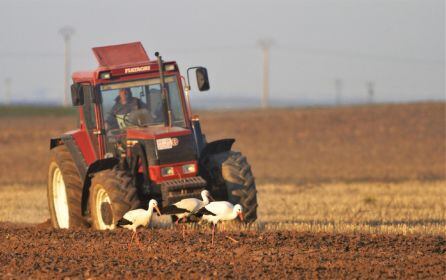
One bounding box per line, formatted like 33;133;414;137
59;26;75;107
335;78;343;106
0;45;442;65
275;45;444;65
0;51;88;58
258;39;274;108
3;78;11;105
366;81;375;104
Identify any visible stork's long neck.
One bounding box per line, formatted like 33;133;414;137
201;193;209;205
146;205;154;216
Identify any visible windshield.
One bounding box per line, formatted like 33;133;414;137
100;76;186;131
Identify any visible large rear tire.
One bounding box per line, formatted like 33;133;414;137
204;151;258;222
89;168;140;230
47;145;86;228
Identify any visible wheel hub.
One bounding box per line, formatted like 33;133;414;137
100;202;113;226
95;188;114;230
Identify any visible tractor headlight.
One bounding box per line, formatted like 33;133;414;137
164;64;175;71
182;164;196;174
161;167;175;177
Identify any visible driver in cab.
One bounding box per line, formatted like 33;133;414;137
106;88;145;129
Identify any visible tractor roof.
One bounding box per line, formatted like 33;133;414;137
72;42;175;85
92;42;149;68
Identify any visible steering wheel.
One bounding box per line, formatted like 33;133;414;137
123;109;152;127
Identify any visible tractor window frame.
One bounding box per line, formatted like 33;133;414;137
81;84;97;131
99;75;187;130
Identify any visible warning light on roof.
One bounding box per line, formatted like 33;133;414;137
100;72;111;79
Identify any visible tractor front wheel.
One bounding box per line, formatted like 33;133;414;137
47;145;86;228
89;168;140;230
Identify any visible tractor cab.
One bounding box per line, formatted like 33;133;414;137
70;42;209;206
48;42;257;230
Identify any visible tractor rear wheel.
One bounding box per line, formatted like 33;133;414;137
89;168;140;230
205;151;258;223
47;145;86;228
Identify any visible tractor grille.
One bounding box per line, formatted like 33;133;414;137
160;176;207;207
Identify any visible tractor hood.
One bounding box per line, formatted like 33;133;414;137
126;126;191;140
126;126;197;166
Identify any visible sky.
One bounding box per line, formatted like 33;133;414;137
0;0;444;107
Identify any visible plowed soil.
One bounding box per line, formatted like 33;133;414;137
1;224;445;279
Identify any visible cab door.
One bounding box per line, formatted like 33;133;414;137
81;84;104;159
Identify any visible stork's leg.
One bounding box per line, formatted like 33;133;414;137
128;230;136;249
135;230;140;245
182;217;187;238
134;230;143;250
211;223;216;245
174;216;181;238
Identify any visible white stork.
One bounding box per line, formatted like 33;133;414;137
195;201;244;245
161;190;214;237
117;199;161;249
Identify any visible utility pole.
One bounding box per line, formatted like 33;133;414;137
4;78;11;105
59;26;75;107
335;78;343;106
366;81;375;104
258;39;273;108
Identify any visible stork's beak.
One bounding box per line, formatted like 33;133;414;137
154;205;162;216
208;195;215;202
238;212;244;222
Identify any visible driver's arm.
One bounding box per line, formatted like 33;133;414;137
105;103;119;129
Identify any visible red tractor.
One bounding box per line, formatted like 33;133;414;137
47;42;257;229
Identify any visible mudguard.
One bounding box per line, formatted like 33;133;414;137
50;135;88;180
81;157;119;216
199;138;235;164
130;143;151;198
50;137;62;150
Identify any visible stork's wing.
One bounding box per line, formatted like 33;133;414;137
205;201;234;216
161;204;190;215
117;218;132;227
175;198;201;213
122;208;146;223
195;206;217;218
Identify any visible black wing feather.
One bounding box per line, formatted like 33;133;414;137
161;205;190;215
195;206;217;218
117;218;133;227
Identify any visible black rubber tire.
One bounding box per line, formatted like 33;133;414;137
47;145;87;228
89;168;140;230
205;151;258;223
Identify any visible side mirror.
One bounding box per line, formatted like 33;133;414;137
196;67;210;91
70;83;84;106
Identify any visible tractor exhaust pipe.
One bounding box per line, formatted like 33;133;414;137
155;52;173;127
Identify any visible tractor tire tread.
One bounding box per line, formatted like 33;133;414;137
47;145;87;228
206;151;258;223
89;168;140;229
